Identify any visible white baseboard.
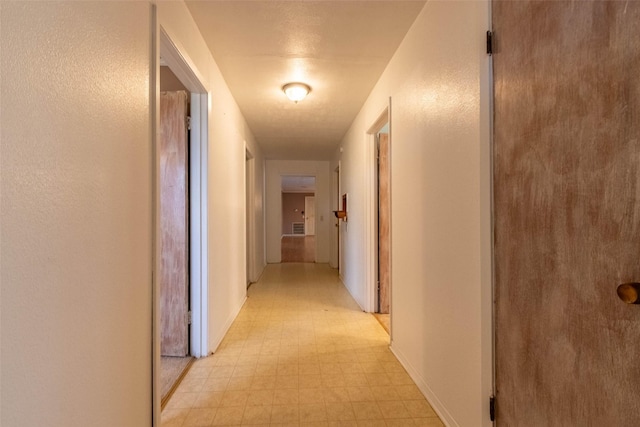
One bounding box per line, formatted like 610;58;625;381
208;296;247;354
389;344;458;427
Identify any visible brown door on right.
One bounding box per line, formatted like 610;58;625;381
378;132;390;314
493;2;640;425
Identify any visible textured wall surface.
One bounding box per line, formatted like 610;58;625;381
1;2;152;426
337;1;493;425
494;1;640;425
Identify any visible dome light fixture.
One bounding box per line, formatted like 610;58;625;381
282;82;311;103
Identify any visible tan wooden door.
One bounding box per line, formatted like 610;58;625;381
493;2;640;424
160;90;189;357
378;133;390;314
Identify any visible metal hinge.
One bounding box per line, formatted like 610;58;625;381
489;395;496;421
486;31;493;55
186;116;192;130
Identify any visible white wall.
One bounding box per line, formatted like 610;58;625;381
1;2;265;426
265;161;331;263
1;3;152;426
337;2;492;427
157;3;265;353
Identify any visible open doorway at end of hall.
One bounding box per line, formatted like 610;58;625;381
281;176;316;263
159;65;194;408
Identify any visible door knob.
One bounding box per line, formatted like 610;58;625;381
617;283;640;304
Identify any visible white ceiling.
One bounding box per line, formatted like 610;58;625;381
281;175;316;193
185;1;426;160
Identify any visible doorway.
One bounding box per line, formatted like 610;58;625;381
281;176;316;263
246;148;254;287
367;108;391;335
375;123;391;333
155;27;210;422
159;66;193;407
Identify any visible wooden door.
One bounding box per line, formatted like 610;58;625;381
160;90;189;357
378;133;390;314
493;2;640;424
304;196;315;235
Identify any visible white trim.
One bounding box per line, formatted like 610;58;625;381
189;93;209;358
245;147;256;283
363;132;376;313
150;6;160;426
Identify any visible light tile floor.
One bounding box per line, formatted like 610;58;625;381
161;263;444;427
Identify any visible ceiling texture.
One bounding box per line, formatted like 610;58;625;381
185;1;426;160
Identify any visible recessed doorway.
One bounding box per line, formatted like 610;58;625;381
368;109;391;336
155;27;210;423
281;176;316;263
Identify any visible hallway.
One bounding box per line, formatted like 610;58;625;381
162;263;443;426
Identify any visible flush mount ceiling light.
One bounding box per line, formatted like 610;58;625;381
282;82;311;103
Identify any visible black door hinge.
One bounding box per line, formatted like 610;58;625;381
489;395;496;421
486;31;493;55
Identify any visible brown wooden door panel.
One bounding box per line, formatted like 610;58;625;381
493;2;640;425
160;90;189;357
379;133;390;314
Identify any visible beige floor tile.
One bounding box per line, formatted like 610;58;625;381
299;363;321;375
246;390;274;406
183;408;216;427
370;386;400;401
202;377;230;392
187;366;213;380
271;405;300;423
377;401;411;419
166;392;199;410
241;405;272;425
327;421;358;427
351;401;383;420
165;265;446;427
209;366;235;379
161;407;190;427
220;390;249;407
343;373;368;387
299;374;323;389
325;402;355;421
178;378;207;393
193;391;224;408
346;387;375;402
273;388;299;405
211;406;244;426
323;387;350;403
403;400;438;418
233;364;257;377
394;385;425;400
356;420;386;427
299;388;325;404
299;403;327;423
412;417;445;427
275;375;299;389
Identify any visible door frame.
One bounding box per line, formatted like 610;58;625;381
245;146;255;284
153;22;209;425
364;103;391;314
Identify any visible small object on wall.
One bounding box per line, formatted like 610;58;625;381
333;193;348;221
